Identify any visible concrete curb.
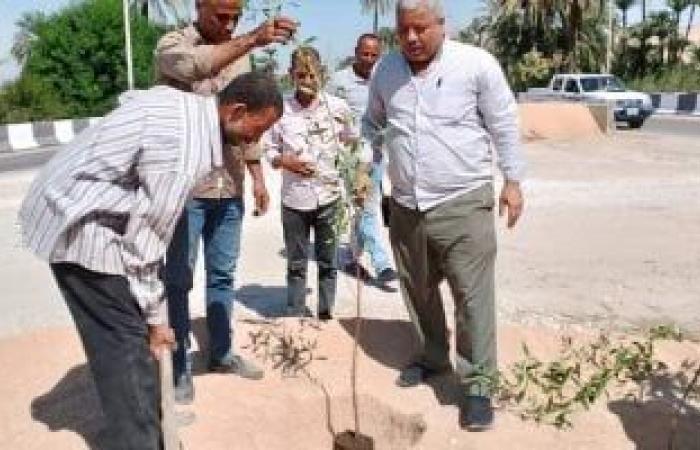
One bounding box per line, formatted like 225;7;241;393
0;118;101;153
650;92;700;115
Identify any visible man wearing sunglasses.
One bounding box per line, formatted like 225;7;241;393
155;0;297;405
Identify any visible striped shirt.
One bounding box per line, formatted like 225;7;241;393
155;24;259;200
18;86;222;325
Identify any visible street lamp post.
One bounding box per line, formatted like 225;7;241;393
606;0;613;73
122;0;135;90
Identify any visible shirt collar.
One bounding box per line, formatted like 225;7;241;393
348;65;370;85
289;93;322;113
402;38;448;77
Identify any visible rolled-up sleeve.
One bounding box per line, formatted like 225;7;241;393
477;52;525;182
122;172;191;325
155;30;216;85
242;142;262;162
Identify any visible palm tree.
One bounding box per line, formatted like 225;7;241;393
507;0;605;70
616;0;636;29
360;0;394;33
11;12;44;65
685;0;699;40
666;0;691;62
377;26;398;50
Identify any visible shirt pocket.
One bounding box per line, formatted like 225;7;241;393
424;85;468;123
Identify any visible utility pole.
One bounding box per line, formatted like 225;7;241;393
606;0;613;73
122;0;135;90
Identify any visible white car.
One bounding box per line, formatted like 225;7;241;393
547;74;654;128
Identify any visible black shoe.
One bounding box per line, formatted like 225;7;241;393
345;261;372;281
395;363;449;388
377;268;398;284
173;373;194;405
287;305;313;318
459;396;494;431
209;354;264;380
318;310;333;321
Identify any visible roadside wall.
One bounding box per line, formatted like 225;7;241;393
649;92;700;115
0;118;100;153
1;103;609;152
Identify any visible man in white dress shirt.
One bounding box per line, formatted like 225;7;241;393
362;0;526;431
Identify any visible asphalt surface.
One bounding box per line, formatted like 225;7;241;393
0;145;58;173
623;114;700;137
1;114;697;173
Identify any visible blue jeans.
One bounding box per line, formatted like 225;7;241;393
355;162;392;274
165;197;244;380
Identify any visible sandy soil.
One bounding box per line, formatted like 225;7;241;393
1;321;698;450
1;128;699;449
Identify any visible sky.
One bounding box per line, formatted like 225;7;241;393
0;0;693;83
0;0;480;83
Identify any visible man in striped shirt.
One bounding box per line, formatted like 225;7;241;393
18;72;283;450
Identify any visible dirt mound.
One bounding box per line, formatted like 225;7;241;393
519;102;603;141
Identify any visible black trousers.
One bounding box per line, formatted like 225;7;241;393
282;201;339;315
50;263;162;450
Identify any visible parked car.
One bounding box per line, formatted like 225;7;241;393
544;74;654;128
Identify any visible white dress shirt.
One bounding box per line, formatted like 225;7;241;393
328;66;371;118
362;39;525;211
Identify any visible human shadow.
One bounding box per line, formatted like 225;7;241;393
338;318;465;409
31;364;104;449
608;372;700;450
338;318;419;371
236;283;289;317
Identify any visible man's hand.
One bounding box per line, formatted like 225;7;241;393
353;169;373;207
252;180;270;216
252;17;298;47
498;180;524;228
148;324;175;361
280;153;316;178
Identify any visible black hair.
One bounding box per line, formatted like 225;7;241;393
218;72;283;114
356;33;380;47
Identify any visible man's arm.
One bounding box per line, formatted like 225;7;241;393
476;51;525;228
241;143;269;215
360;67;386;166
121;173;191;325
263;125;315;176
156;17;297;85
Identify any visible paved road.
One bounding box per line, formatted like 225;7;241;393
624;114;700;137
1;115;698;173
0;146;58;173
0;114;698;339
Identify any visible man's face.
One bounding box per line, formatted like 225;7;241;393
197;0;243;44
290;62;321;97
220;104;281;147
396;6;445;65
354;38;381;74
